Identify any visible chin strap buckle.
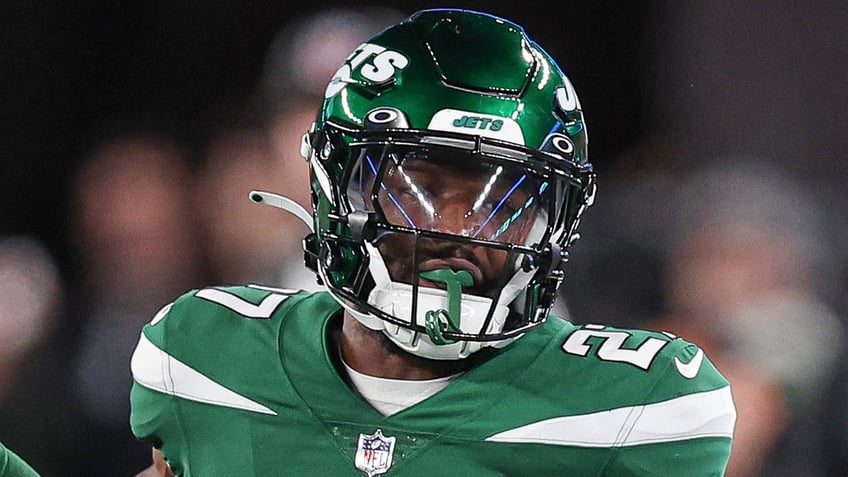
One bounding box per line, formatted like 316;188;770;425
424;310;456;345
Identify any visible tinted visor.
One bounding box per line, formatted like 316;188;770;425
347;145;551;247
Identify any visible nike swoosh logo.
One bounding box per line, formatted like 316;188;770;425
674;348;704;379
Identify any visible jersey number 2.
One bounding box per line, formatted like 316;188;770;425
561;324;668;370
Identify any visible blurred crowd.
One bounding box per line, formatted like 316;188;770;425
2;4;847;476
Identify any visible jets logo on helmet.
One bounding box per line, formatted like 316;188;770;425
325;43;409;99
555;76;582;112
428;109;525;144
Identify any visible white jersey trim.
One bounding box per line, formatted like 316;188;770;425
342;360;459;416
131;332;277;415
486;385;735;447
195;288;288;319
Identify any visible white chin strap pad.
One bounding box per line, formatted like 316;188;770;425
376;283;512;359
346;282;513;360
350;289;514;361
345;242;528;360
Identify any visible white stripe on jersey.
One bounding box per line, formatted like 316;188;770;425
196;288;289;318
486;386;735;447
131;332;277;415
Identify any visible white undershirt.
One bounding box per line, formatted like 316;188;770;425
342;361;460;416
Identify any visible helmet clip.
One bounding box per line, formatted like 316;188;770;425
345;210;377;242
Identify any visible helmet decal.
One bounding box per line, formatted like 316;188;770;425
555;76;582;112
325;43;410;99
366;108;400;125
428;109;525;145
541;133;575;157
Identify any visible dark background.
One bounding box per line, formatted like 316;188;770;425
1;1;656;280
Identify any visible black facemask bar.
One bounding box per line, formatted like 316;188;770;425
309;122;595;342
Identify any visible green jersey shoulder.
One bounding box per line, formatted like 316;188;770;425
0;442;41;477
488;316;735;451
130;285;735;476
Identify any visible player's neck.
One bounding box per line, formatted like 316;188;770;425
338;314;476;380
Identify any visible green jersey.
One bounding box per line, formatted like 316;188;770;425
130;285;735;476
0;443;41;477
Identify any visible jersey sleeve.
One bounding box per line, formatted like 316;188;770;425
0;442;41;477
129;285;308;475
129;292;194;468
603;340;737;476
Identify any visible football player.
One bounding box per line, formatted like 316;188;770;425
131;9;736;476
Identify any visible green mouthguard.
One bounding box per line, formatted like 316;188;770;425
419;269;474;345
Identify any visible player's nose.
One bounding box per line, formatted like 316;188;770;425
434;201;474;237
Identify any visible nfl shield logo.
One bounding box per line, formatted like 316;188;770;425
355;429;396;476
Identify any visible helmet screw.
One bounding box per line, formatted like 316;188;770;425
520;255;535;272
320;140;333;160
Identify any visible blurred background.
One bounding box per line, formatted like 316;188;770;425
1;1;846;475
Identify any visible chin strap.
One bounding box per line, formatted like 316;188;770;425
424;309;454;345
248;190;315;232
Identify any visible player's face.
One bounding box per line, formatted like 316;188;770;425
350;147;549;297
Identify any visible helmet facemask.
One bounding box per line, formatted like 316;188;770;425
310;124;593;360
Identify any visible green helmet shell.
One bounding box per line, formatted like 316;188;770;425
320;8;587;161
301;9;595;359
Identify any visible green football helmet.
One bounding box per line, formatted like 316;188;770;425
297;9;595;360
